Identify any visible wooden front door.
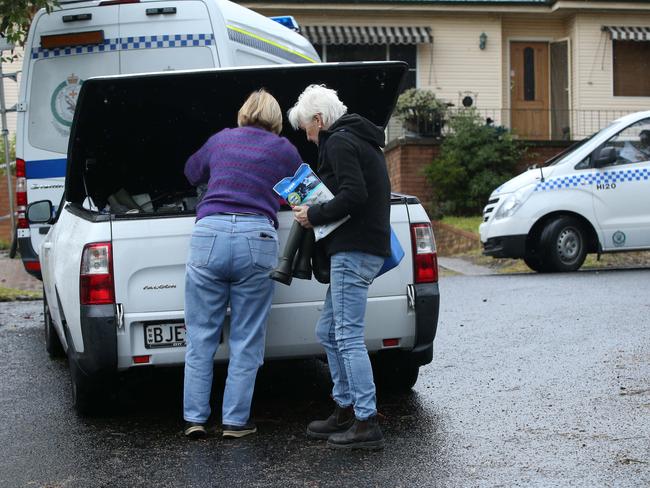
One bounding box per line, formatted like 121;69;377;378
510;42;550;140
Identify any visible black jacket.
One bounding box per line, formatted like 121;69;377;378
307;114;391;258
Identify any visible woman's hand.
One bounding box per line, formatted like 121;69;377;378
293;205;313;229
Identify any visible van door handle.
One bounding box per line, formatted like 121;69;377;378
43;243;52;249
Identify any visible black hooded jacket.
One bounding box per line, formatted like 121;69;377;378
307;114;391;258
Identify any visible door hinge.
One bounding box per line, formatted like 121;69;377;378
16;101;27;112
116;303;124;329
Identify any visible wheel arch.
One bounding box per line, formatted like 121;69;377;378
527;211;600;254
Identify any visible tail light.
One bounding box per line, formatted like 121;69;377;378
15;158;28;229
410;223;438;284
80;242;115;305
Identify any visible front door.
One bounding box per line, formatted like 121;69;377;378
510;42;550;140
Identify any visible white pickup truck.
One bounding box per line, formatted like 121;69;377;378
27;62;441;415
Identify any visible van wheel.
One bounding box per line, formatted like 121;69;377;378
44;291;65;358
540;216;587;272
372;352;419;393
523;248;550;273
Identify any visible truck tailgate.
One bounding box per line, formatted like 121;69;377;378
111;216;195;313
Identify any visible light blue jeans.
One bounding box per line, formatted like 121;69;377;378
316;251;385;420
183;214;278;426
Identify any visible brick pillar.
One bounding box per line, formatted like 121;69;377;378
385;137;441;209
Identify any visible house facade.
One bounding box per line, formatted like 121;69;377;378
243;0;650;141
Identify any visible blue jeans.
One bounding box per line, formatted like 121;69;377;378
315;251;385;420
183;214;278;426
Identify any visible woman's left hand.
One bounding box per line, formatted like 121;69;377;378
293;205;313;229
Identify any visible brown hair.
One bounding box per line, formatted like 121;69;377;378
237;89;283;134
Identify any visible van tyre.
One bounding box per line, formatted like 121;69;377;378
523;246;550;273
372;352;419;393
539;216;587;272
44;291;65;358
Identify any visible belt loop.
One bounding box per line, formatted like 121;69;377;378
231;214;236;223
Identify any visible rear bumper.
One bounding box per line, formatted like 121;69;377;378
410;282;440;366
482;235;527;258
66;304;118;380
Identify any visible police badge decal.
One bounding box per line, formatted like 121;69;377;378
51;73;83;136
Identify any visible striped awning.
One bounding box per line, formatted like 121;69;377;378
302;25;433;46
602;26;650;41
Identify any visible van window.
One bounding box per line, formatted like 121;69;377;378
28;54;120;154
598;118;650;166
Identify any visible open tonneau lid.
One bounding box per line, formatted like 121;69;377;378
65;61;407;204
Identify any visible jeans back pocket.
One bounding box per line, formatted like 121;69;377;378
248;235;278;271
189;232;216;268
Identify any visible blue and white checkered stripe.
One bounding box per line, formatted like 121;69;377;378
31;34;213;59
535;168;650;191
120;33;213;50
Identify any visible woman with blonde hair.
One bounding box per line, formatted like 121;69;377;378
183;89;302;439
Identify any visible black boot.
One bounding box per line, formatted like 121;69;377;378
292;228;313;280
326;415;385;450
306;404;354;440
270;221;305;285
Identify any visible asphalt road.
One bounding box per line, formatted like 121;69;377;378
1;269;649;488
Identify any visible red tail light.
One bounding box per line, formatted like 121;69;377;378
411;223;438;284
15;158;28;228
80;243;115;305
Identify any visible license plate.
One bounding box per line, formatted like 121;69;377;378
144;323;186;349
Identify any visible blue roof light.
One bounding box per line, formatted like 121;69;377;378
270;16;300;32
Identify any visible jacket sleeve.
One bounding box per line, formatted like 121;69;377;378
307;134;368;226
184;138;213;186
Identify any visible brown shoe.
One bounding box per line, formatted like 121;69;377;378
306;404;354;440
327;415;385;450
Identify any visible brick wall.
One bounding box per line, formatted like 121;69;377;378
0;175;15;242
385;137;574;209
385;138;440;210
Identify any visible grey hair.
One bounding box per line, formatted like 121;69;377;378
287;84;348;130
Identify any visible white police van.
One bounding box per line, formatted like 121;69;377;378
480;111;650;272
15;0;318;277
27;62;441;415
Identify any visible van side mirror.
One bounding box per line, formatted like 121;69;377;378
593;147;617;168
27;200;54;224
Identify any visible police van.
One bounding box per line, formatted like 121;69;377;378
480;111;650;272
15;0;319;277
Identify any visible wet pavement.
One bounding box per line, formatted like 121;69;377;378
1;269;649;487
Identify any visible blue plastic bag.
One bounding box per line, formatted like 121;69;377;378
376;227;405;277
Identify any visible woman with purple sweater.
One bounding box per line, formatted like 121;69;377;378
182;89;302;440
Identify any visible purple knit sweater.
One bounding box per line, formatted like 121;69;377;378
185;126;302;227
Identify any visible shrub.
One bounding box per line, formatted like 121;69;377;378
425;109;523;217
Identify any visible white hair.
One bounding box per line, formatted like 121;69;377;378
287;84;348;130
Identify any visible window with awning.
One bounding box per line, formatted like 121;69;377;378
602;26;650;97
302;25;432;92
302;25;433;46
